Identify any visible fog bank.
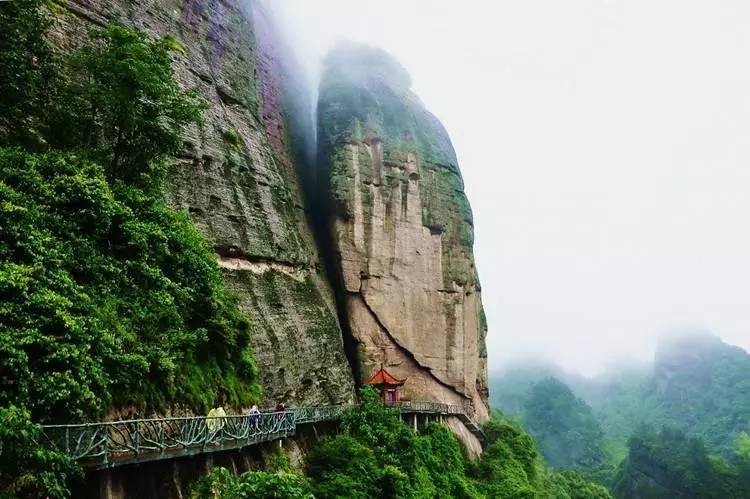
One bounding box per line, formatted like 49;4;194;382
265;0;750;376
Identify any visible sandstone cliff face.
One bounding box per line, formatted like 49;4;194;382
317;44;489;420
56;0;355;408
53;2;489;421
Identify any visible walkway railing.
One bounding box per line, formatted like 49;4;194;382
395;400;484;436
41;402;483;469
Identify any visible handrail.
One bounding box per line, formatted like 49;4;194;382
41;401;483;469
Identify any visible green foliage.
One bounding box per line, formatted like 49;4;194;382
0;406;80;498
302;388;606;498
545;471;612;499
475;421;542;498
576;334;749;462
0;10;260;498
644;334;750;457
0;0;58;148
0;148;259;420
612;427;738;498
307;386;481;498
48;23;208;184
523;378;607;469
188;391;608;499
735;433;750;498
736;432;750;461
490;336;750;495
476;416;612;499
222;129;243;149
190;467;313;499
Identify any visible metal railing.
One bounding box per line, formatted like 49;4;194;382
394;401;485;436
395;400;464;414
291;404;349;424
41;401;483;469
42;411;296;468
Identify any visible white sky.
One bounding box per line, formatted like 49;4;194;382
267;0;750;375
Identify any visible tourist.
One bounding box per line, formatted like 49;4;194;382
248;404;261;431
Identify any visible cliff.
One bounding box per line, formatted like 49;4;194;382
53;2;488;421
55;0;355;408
317;43;489;420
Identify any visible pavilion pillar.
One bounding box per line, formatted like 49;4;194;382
413;414;417;432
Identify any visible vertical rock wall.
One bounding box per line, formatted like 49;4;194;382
56;0;355;408
317;43;489;420
53;1;489;422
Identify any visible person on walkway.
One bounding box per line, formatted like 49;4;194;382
206;406;226;433
275;401;286;425
248;404;261;431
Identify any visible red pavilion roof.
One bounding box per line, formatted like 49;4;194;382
365;366;405;386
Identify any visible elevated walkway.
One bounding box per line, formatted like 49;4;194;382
42;402;484;469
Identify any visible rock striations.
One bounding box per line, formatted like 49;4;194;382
317;43;489;421
55;0;355;408
56;1;488;427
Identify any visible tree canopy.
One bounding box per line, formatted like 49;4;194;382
0;3;259;496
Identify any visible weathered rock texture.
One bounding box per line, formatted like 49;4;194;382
55;0;355;408
317;43;489;420
52;0;489;426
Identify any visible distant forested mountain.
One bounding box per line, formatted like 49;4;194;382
612;426;750;499
523;378;607;469
490;333;750;496
492;333;750;459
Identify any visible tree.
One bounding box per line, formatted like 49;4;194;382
0;406;79;498
306;387;481;498
476;416;612;498
612;427;734;499
0;0;58;148
523;378;607;469
190;467;313;499
49;23;207;184
0;15;259;498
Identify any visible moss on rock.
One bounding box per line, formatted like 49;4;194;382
317;42;478;288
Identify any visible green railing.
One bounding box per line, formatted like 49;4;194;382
42;402;483;469
395;401;484;435
42;411;297;469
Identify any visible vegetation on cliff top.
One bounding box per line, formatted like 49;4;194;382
316;42;477;288
0;1;260;495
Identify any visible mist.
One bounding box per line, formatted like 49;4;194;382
265;0;750;376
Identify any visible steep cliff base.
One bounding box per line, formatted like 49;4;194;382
347;291;489;420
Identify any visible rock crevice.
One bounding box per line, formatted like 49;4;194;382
353;290;464;396
55;0;356;408
317;43;489;420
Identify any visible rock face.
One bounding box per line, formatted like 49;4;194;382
317;43;489;420
54;2;489;422
56;0;355;408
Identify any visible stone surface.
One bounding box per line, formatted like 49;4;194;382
51;0;489;438
317;43;489;420
54;0;355;408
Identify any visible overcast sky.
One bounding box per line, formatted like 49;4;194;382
267;0;750;375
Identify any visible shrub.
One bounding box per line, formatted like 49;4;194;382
48;23;208;184
0;148;260;421
190;467;313;499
